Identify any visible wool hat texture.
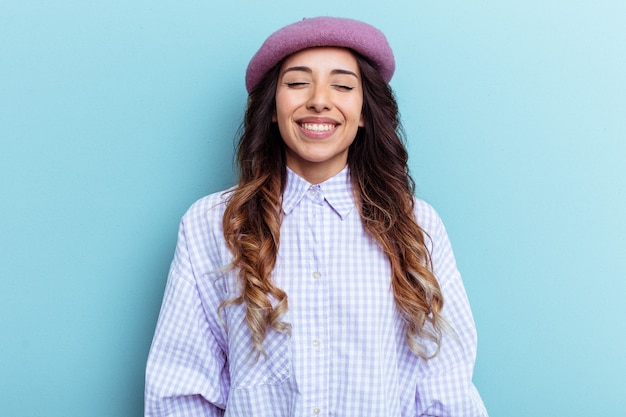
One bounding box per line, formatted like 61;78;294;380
245;16;395;93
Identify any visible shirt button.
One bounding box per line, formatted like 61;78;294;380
312;271;321;280
313;407;321;415
312;339;321;348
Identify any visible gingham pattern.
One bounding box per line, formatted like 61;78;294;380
145;167;488;417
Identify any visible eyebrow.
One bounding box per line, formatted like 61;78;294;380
281;66;359;79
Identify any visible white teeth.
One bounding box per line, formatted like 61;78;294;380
301;123;335;132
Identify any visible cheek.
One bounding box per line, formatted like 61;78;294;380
274;95;292;122
274;106;289;133
273;103;293;141
353;99;365;127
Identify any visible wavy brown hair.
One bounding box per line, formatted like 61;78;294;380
222;52;445;359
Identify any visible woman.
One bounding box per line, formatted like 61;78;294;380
145;16;488;417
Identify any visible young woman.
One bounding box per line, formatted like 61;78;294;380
145;16;488;417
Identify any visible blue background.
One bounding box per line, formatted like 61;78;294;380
1;1;624;416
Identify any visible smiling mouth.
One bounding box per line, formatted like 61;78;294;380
300;123;337;132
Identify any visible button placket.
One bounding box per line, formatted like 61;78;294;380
304;184;328;414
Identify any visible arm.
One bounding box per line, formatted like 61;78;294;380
414;203;488;417
145;218;229;417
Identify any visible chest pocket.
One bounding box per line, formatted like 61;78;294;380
210;269;293;390
232;329;292;389
220;296;292;390
225;329;297;416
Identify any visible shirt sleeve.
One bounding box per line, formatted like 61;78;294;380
145;217;229;417
414;203;488;417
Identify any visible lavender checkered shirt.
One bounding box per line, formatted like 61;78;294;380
145;167;488;416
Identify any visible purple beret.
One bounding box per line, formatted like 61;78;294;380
245;16;395;93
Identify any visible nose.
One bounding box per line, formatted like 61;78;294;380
307;84;332;112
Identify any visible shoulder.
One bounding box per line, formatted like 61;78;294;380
181;187;233;227
412;197;445;236
173;187;235;272
174;188;235;254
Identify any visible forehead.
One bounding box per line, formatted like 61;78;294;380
280;47;360;73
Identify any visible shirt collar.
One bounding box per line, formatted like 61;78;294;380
282;166;356;220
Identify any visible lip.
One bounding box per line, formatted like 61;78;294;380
296;117;340;139
296;117;340;125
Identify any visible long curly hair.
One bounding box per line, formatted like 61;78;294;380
222;52;445;359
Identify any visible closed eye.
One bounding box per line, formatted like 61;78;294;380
285;82;309;88
333;84;355;91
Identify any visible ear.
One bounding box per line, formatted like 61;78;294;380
359;113;364;127
272;108;277;122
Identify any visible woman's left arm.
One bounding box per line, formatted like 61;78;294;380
414;202;489;417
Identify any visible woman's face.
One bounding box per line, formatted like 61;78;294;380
274;47;364;184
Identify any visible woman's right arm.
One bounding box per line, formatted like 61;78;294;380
145;218;229;417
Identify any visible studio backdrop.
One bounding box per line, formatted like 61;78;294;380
1;1;624;416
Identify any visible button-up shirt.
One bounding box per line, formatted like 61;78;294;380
145;167;488;416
